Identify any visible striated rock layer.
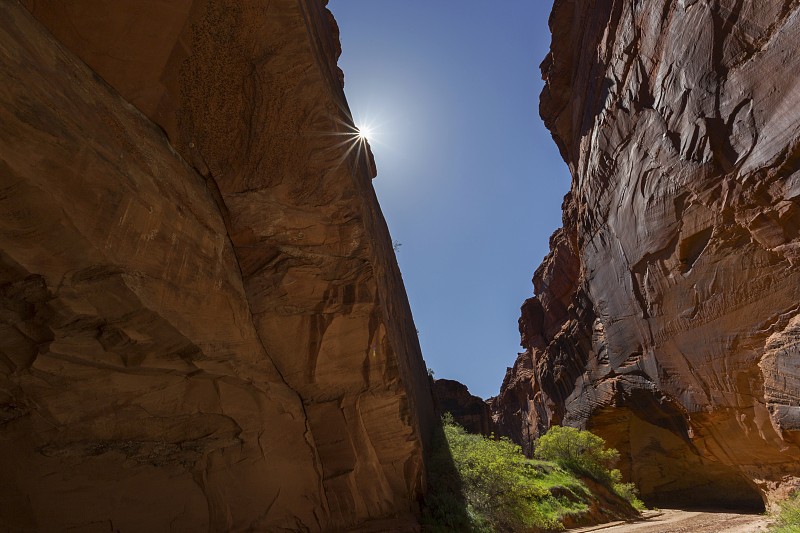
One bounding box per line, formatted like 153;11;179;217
0;0;434;531
493;0;800;509
432;379;495;437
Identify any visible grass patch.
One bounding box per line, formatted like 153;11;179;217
423;415;642;532
770;492;800;532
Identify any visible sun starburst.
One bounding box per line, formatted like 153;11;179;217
308;108;385;179
356;123;373;142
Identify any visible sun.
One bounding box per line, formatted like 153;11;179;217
356;123;373;142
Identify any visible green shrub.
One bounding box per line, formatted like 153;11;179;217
423;418;646;531
534;425;645;510
425;415;642;532
534;426;620;483
612;481;646;512
424;413;560;532
770;491;800;532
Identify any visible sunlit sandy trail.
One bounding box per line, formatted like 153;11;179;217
570;509;771;533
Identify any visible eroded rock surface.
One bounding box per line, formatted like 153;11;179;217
432;379;495;436
493;0;800;509
1;1;433;530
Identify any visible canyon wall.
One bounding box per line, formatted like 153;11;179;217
493;0;800;509
432;379;495;437
0;1;434;531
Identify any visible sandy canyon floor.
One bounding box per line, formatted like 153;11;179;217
572;509;771;533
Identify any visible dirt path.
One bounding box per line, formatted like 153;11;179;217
572;509;772;533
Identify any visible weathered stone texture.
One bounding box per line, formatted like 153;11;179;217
494;0;800;509
432;379;495;436
1;0;433;530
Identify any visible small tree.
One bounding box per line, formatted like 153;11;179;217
533;425;620;483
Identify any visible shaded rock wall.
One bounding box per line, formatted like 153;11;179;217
432;379;495;436
1;1;434;530
493;0;800;509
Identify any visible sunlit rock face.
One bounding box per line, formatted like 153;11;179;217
493;0;800;509
1;1;434;530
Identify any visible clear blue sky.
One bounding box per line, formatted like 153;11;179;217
328;1;569;400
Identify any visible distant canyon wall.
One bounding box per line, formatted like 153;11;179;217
0;1;434;531
432;379;495;437
493;0;800;509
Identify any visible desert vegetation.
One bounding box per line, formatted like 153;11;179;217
770;491;800;532
423;415;643;532
534;426;645;512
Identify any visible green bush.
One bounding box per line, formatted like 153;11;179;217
534;426;620;483
770;491;800;532
612;481;646;512
534;425;645;510
423;418;646;531
424;413;560;532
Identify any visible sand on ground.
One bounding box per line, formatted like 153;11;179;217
570;508;772;533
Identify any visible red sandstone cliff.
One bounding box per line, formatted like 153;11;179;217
493;0;800;510
432;379;496;437
0;1;434;530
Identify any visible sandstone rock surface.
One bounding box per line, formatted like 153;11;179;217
432;379;495;436
494;0;800;509
1;1;434;530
